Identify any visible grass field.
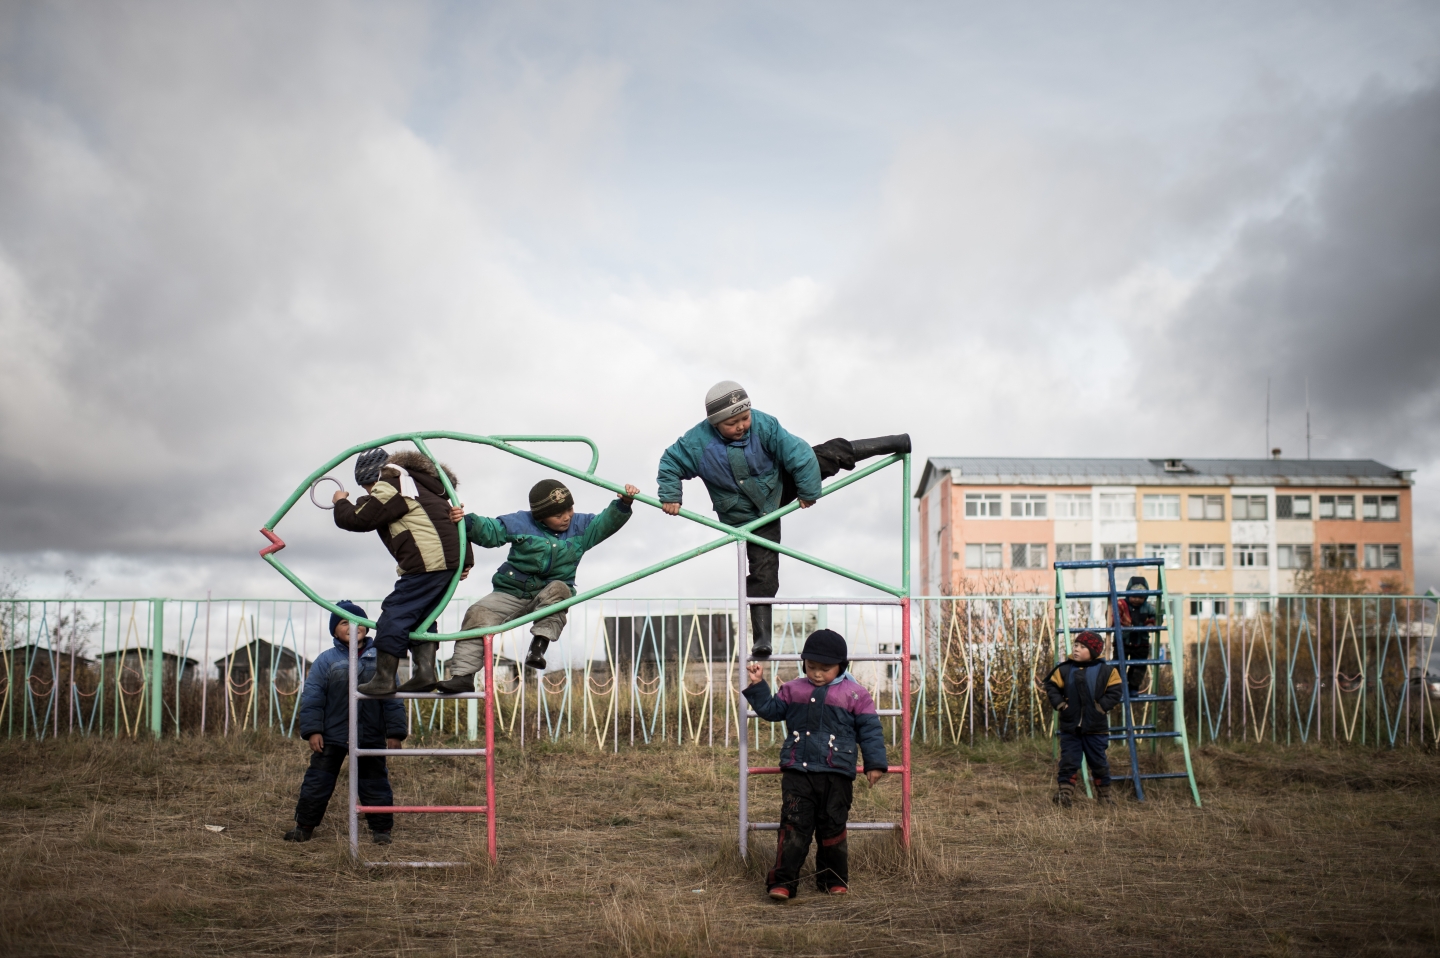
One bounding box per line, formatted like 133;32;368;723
0;731;1436;957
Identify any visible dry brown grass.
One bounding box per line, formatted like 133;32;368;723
0;731;1436;957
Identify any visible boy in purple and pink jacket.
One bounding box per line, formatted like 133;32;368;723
743;629;888;900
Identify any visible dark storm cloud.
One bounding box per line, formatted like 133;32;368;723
1145;81;1440;461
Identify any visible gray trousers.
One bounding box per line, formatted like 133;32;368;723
449;580;572;677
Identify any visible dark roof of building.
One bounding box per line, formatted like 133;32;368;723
916;457;1413;496
214;638;310;670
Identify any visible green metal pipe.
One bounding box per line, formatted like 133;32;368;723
261;439;904;636
150;598;164;739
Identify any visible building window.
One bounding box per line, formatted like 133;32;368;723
1010;494;1048;518
1102;544;1137;560
1011;543;1048;569
1098;493;1135;519
1188;544;1226;569
964;493;1002;518
1144;543;1181;568
1362;495;1399;521
1319;495;1355;520
1142;494;1181;520
1321;543;1357;569
965;543;1003;569
1189;599;1229;618
1277;544;1313;570
1232;495;1268;521
1054;494;1093;519
1233;544;1269;568
1055;543;1093;562
1364;544;1402;570
1276;495;1313;519
1188;495;1224;520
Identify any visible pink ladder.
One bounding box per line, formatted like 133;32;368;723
345;622;496;867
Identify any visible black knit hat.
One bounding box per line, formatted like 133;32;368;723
329;600;368;639
801;629;848;666
354;448;390;487
529;479;574;520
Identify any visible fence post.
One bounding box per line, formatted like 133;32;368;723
150;598;164;739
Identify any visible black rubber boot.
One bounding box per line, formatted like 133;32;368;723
848;434;912;460
356;652;400;696
750;603;773;658
396;642;438;693
434;671;475;694
283;825;314;842
525;636;549;671
372;831;392;846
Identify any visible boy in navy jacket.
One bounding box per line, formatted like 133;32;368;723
1043;630;1123;807
742;629;887;900
284;601;408;844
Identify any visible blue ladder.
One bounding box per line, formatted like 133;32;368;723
1052;557;1201;805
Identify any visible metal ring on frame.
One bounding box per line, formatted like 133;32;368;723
309;476;345;510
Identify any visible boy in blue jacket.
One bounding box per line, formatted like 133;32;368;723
743;629;887;900
284;601;408;844
658;381;909;656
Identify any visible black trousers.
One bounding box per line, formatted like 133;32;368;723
747;439;857;641
1057;731;1111;787
769;770;853;894
1120;639;1151;693
295;743;395;832
374;569;449;657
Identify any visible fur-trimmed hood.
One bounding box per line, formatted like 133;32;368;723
385;450;459;487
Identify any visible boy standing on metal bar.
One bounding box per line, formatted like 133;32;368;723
285;601;407;844
656;380;910;657
1043;630;1123;807
332;449;475;695
1109;575;1157;694
743;629;887;900
435;479;641;691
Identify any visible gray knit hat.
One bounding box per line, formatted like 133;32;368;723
354;448;390;487
705;380;751;426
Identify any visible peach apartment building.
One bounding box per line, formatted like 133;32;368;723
916;458;1415;604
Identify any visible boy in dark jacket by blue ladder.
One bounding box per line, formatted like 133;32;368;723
742;629;888;900
1043;630;1123;807
657;381;910;657
284;601;408;844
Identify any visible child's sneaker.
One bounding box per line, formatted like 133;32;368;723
283;826;314;842
767;886;791;902
372;831;392;845
824;885;848;895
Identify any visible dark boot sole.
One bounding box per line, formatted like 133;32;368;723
434;676;475;694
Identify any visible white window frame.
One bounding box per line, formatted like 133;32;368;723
1277;544;1313;570
1055;543;1093;563
1102;543;1137;560
1188;495;1224;521
1233;543;1269;568
964;493;1003;518
1053;494;1093;519
964;542;1003;569
1142;494;1181;520
1098;493;1135;519
1009;493;1048;519
1188;543;1226;569
1143;543;1181;568
1232;495;1268;521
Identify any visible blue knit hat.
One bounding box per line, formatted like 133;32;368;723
329;600;368;639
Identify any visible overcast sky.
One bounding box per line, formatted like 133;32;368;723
2;1;1438;602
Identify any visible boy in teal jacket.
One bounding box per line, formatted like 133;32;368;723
436;479;639;690
657;381;909;657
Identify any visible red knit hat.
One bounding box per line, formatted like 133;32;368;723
1073;631;1104;659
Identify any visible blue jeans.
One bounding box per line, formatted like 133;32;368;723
374;570;451;657
1057;731;1111;787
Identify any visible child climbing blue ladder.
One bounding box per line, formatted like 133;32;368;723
1053;557;1201;806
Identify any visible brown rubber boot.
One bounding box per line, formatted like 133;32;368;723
1053;782;1075;808
1096;783;1117;806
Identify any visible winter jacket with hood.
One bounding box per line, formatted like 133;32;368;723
464;500;632;600
1043;658;1123;735
296;635;408;747
742;674;888;780
656;409;822;528
333;451;475;577
1109;574;1158;652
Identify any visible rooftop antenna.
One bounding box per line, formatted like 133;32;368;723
1305;377;1311;459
